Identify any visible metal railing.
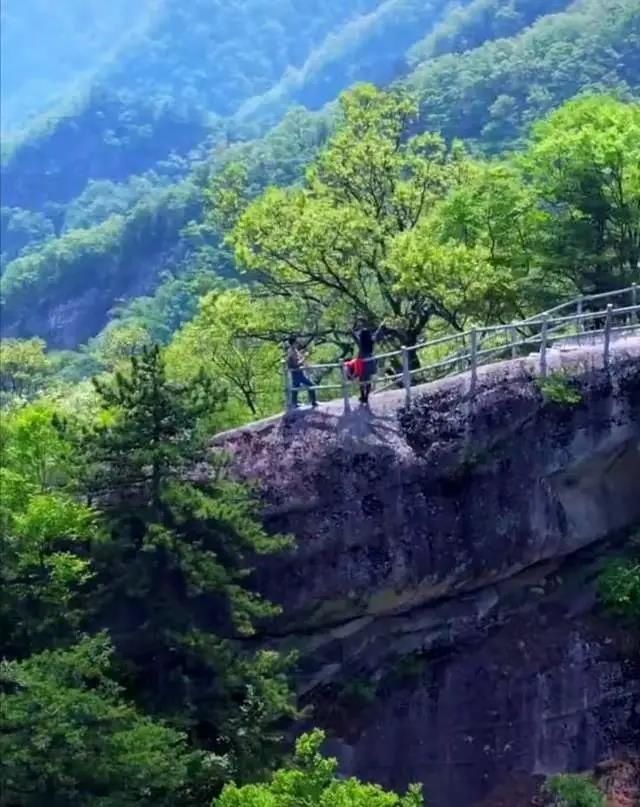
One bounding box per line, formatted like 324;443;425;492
284;284;640;412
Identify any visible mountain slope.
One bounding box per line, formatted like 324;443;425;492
0;0;438;213
406;0;640;150
0;0;155;135
1;0;638;350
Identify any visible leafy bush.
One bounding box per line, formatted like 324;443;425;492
537;373;583;406
545;773;604;807
599;557;640;622
214;729;425;807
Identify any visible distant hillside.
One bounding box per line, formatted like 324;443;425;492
407;0;640;150
0;0;155;135
1;0;453;210
1;0;638;350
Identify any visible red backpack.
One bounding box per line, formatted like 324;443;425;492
344;357;365;380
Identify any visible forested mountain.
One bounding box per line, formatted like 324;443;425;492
0;0;444;213
1;0;638;351
1;3;639;805
408;0;640;148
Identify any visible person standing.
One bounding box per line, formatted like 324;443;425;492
287;336;317;408
353;321;385;405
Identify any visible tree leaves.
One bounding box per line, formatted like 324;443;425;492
215;729;425;807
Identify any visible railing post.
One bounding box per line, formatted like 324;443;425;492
603;303;613;370
539;314;549;378
632;283;638;325
469;329;477;396
576;297;583;335
509;323;517;358
402;347;411;407
283;362;292;411
341;363;351;413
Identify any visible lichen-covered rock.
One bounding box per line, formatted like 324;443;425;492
222;349;640;630
219;343;640;806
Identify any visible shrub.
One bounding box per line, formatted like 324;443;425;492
545;773;604;807
537;372;582;406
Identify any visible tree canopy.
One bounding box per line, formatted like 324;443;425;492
215;729;424;807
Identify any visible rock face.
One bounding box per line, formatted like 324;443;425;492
220;343;640;806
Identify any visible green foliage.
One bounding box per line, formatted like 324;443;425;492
524;94;640;294
234;0;452;129
229;83;587;368
0;345;303;802
408;0;571;65
1;182;201;339
215;729;425;807
407;0;640;152
1;102;332;350
0;635;197;806
545;773;605;807
599;557;640;622
90;321;154;369
0;206;55;268
537;373;583;407
62;175;171;232
0;337;53;404
167;287;288;423
0;401;96;656
77;346;296;786
230;84;519;355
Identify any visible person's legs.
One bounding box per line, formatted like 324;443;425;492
291;370;317;407
301;373;317;406
359;357;375;405
290;370;302;407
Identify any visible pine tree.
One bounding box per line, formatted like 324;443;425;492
81;346;296;788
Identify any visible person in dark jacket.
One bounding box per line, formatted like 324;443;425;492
352;321;384;405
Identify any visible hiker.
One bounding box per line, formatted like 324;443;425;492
352;320;385;405
286;336;318;409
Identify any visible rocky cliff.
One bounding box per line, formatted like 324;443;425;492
220;340;640;806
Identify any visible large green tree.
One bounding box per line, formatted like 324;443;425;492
79;346;296;787
225;84;557;367
524;95;640;295
228;85;503;355
0;635;198;807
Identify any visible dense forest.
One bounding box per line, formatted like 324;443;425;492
1;0;638;353
1;0;639;804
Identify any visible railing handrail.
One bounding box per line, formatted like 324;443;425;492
284;285;640;409
301;297;639;374
521;284;637;321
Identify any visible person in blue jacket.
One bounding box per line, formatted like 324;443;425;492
286;336;317;408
